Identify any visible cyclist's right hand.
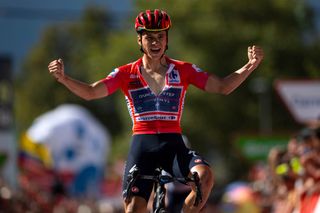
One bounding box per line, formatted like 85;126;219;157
48;59;65;82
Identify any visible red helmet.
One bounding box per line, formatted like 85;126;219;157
135;9;171;33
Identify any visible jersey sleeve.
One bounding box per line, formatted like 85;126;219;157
101;68;122;95
186;64;210;90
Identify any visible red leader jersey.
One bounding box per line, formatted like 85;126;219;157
101;56;209;135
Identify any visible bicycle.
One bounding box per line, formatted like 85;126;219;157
124;165;202;213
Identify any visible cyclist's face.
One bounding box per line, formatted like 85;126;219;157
139;31;167;59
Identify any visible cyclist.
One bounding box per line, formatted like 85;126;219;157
48;9;264;213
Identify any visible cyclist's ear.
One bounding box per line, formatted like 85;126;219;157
137;34;142;45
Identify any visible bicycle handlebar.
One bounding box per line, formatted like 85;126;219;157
124;165;202;207
124;165;140;202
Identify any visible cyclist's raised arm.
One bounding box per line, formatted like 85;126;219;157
205;45;264;95
48;59;109;100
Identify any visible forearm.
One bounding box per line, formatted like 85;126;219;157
205;62;257;95
221;62;256;94
58;75;108;100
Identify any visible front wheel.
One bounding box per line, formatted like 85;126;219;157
154;208;166;213
153;183;167;213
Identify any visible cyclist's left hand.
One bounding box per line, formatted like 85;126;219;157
248;45;264;66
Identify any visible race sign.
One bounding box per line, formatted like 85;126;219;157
274;79;320;124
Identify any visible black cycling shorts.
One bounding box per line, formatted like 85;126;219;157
122;133;210;202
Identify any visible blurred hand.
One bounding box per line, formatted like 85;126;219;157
48;59;65;82
248;45;264;66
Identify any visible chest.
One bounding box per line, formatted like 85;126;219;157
141;69;167;95
126;67;186;114
126;65;184;94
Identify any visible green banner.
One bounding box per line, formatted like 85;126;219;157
235;136;289;161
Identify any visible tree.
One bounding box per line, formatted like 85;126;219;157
15;0;320;182
134;0;319;181
15;7;124;135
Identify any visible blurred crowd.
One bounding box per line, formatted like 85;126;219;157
0;158;125;213
266;125;320;213
0;125;320;213
216;125;320;213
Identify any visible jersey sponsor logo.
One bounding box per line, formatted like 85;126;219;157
130;74;138;79
129;87;183;115
192;64;203;72
188;150;198;157
136;114;178;121
194;159;203;163
108;68;119;78
157;87;182;112
168;69;181;84
130;88;156;114
128;80;143;87
131;186;139;193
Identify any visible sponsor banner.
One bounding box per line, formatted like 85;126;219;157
136;114;178;121
24;104;110;172
235;135;288;161
275;79;320;124
20;104;111;197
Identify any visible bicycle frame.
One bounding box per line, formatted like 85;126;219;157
124;165;202;213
